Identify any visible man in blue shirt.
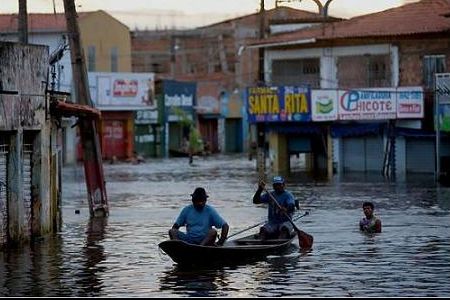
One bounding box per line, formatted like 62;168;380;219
253;176;296;240
169;187;229;246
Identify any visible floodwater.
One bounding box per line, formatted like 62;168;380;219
1;154;450;297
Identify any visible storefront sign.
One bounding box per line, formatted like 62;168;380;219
163;80;196;122
396;87;424;119
338;88;396;120
311;90;338;121
89;72;155;109
246;86;311;123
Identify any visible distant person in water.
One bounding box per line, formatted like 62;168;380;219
169;187;229;246
359;201;382;233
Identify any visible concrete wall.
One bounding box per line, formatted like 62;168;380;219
0;42;60;247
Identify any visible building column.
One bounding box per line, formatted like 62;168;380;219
327;126;333;180
268;131;288;176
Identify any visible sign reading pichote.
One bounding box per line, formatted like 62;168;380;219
246;86;311;123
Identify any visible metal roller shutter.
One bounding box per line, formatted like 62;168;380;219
23;142;33;237
406;138;435;173
343;136;384;172
0;139;8;244
365;136;384;172
343;138;364;171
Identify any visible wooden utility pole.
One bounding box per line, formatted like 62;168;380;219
63;0;109;217
257;0;267;180
18;0;28;43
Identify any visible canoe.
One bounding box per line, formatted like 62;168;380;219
158;233;296;267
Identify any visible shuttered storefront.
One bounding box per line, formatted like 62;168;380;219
22;141;33;237
342;136;384;172
0;137;8;244
168;122;186;156
225;118;242;153
406;138;435;173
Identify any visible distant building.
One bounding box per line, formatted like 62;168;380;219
0;11;138;163
247;0;450;179
131;6;339;156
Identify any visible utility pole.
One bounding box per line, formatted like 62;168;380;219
18;0;28;43
63;0;109;217
257;0;267;180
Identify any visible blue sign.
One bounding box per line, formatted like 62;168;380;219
163;80;196;122
246;86;311;123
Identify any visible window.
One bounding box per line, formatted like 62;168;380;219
87;46;96;71
337;54;391;89
423;55;446;89
272;58;320;88
111;47;118;72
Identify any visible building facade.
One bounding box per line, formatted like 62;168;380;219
248;0;450;179
131;7;335;157
0;11;134;164
0;42;61;247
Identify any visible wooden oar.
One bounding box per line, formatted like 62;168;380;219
264;188;314;251
226;211;310;240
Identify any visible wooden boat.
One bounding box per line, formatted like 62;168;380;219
158;233;296;267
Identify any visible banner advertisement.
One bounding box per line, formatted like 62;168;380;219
89;72;155;109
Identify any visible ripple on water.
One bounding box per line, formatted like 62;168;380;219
1;154;450;297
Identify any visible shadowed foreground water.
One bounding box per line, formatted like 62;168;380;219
1;154;449;297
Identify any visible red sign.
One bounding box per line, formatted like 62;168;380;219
113;79;138;97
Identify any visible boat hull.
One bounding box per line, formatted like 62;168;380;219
158;233;295;267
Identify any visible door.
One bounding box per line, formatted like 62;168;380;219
102;120;126;159
225;118;242;153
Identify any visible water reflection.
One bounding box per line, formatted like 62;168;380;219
159;266;229;297
75;217;107;297
1;155;450;297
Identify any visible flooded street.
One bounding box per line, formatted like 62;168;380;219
1;154;450;297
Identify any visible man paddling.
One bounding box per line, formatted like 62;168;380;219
253;176;296;240
169;187;229;246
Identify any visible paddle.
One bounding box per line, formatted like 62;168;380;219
226;211;310;241
263;188;314;251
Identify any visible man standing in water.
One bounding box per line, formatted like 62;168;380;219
359;201;382;233
169;187;229;246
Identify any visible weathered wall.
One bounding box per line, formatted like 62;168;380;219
0;42;47;130
0;41;59;247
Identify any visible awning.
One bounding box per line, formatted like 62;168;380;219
331;123;384;138
395;127;439;138
266;123;323;135
50;100;101;119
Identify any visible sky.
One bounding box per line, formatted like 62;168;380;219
3;0;418;30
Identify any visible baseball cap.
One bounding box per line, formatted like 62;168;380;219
272;176;285;184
